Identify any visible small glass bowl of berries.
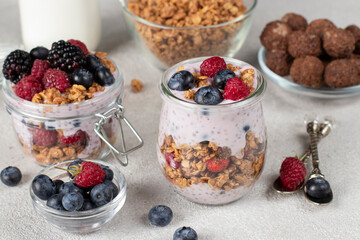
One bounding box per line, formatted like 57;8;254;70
29;159;126;234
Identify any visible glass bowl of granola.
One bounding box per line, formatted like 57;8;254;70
157;56;266;205
1;40;142;166
120;0;257;69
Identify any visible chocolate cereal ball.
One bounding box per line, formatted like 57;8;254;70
287;31;322;58
260;20;292;51
281;13;308;31
306;19;336;38
322;28;355;58
324;59;360;88
345;25;360;54
290;56;324;87
349;54;360;74
266;50;293;76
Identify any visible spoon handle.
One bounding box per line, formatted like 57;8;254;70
307;121;322;175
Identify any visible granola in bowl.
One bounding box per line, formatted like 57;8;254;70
120;0;256;68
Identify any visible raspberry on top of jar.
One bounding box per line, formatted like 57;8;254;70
167;56;256;105
2;39;116;104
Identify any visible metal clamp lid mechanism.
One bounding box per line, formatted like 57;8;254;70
94;104;143;166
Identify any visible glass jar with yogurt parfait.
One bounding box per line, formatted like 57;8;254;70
2;64;143;166
157;57;266;205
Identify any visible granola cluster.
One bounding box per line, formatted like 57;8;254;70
160;131;265;191
32;83;105;105
131;78;143;93
128;0;248;66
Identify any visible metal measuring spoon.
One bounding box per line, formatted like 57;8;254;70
272;121;332;194
304;120;333;205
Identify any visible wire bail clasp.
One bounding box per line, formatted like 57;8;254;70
94;104;143;166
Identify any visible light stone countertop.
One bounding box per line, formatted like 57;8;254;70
0;0;359;239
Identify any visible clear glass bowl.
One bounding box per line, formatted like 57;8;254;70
119;0;257;69
1;64;124;166
258;46;360;98
29;159;127;234
157;57;267;205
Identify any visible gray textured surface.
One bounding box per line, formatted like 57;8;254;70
1;0;360;239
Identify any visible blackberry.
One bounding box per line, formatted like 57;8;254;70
2;50;32;84
47;40;86;73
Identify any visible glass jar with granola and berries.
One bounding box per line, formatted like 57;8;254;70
158;56;267;205
1;40;143;166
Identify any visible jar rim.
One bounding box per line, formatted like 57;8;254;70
1;62;124;120
119;0;257;30
159;56;266;110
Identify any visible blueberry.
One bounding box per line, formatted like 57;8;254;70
31;174;57;200
62;192;84;211
305;177;332;203
79;199;95;211
46;194;65;210
30;46;49;60
71;68;94;89
173;227;198;240
194;86;223;105
53;179;64;193
86;54;102;72
67;159;83;179
100;165;114;181
59;182;84;196
213;69;236;89
95;65;115;86
73;119;81;127
243;125;250;132
148;205;173;227
90;183;113;207
168;71;195;91
1;166;22;186
103;180;119;198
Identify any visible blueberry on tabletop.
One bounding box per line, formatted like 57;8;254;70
213;69;236;89
71;68;94;89
194;86;223;105
53;179;64;193
67;159;83;179
1;166;22;186
30;46;49;60
168;70;195;91
86;54;103;72
59;182;84;196
103;180;119;198
148;205;173;227
31;174;57;200
79;199;96;211
62;192;84;211
90;183;113;207
173;227;198;240
100;165;114;181
95;65;115;86
46;194;65;210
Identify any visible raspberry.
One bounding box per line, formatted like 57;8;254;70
206;158;230;172
14;75;43;101
58;130;88;146
223;77;250;101
68;39;89;55
72;161;105;188
164;152;181;170
280;157;306;189
32;128;58;147
200;56;226;77
31;59;50;81
42;69;71;92
2;50;33;84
